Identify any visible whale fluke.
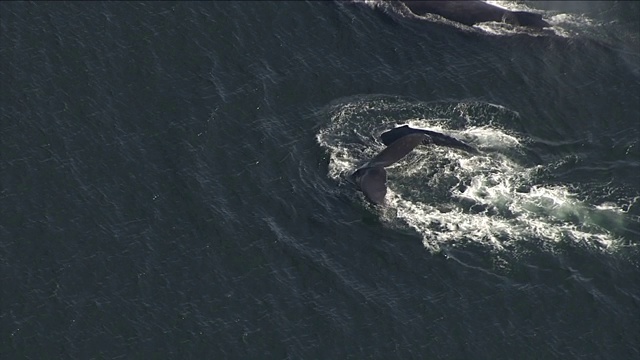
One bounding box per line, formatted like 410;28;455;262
380;125;479;154
353;166;388;205
353;133;427;205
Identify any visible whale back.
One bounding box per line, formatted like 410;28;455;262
512;11;550;28
401;1;549;29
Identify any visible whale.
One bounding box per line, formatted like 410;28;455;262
352;133;427;205
352;126;478;205
380;125;479;154
400;1;550;29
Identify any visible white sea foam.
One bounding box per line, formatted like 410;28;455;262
317;99;628;252
390;131;618;251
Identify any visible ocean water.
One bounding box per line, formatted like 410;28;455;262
1;1;639;358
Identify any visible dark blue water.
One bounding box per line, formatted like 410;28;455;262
2;1;639;358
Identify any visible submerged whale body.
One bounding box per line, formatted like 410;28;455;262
381;125;479;154
401;1;550;29
352;133;427;205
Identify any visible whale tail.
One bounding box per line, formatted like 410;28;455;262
380;125;479;154
353;133;427;204
352;166;388;205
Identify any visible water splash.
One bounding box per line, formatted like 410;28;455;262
317;96;628;252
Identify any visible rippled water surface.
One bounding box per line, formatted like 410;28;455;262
2;1;639;358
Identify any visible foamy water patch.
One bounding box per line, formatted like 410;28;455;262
383;141;618;251
452;154;618;246
317;98;628;252
546;13;598;38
